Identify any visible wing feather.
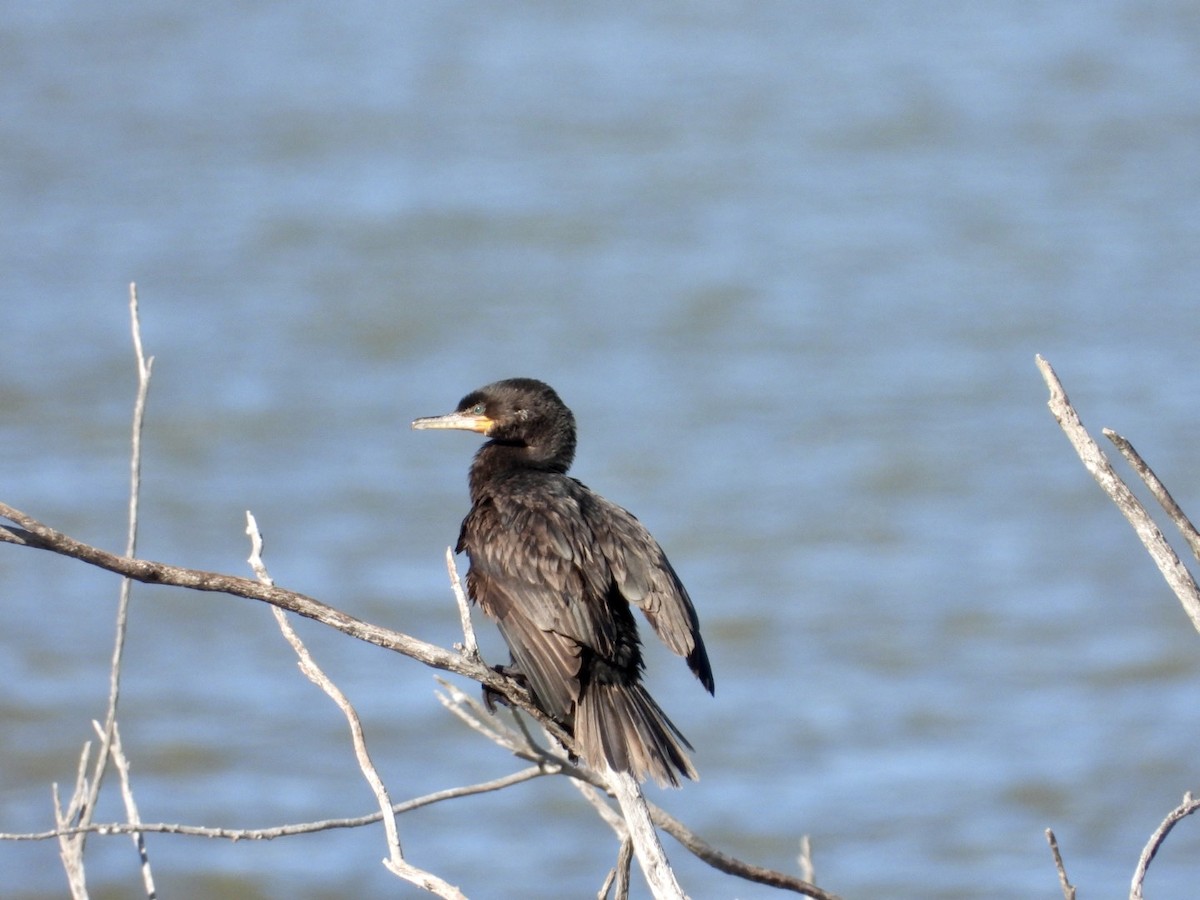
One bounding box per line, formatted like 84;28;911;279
579;489;715;694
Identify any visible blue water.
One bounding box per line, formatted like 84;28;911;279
3;2;1200;897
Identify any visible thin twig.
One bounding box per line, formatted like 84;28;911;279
652;808;838;899
1130;792;1200;900
569;769;647;900
598;837;633;900
798;835;814;886
6;767;551;844
62;285;156;892
571;779;627;836
247;513;464;899
1035;355;1200;633
445;547;479;659
1045;829;1076;900
247;514;404;864
95;720;155;898
263;613;412;860
53;745;92;898
434;679;570;775
1104;429;1200;565
599;863;617;899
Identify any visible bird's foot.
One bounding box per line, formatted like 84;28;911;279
483;664;528;712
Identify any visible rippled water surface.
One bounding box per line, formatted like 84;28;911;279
3;2;1200;897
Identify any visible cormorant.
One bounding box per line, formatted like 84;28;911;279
413;378;714;787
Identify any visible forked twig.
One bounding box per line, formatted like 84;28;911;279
1036;355;1200;632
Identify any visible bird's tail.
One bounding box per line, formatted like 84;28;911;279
576;681;698;788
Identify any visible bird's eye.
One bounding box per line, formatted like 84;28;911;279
470;403;486;415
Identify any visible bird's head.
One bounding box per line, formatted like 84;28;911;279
413;378;577;472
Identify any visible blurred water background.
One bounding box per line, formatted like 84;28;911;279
3;2;1200;897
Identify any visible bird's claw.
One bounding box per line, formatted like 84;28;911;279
482;664;527;712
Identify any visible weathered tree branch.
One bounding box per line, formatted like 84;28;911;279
54;284;158;899
1130;792;1200;900
1035;354;1200;633
0;499;568;746
248;513;465;898
1045;829;1076;900
2;767;552;844
1104;429;1200;566
101;720;155;898
608;771;684;899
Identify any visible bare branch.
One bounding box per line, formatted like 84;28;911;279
96;720;155;898
63;284;158;889
599;837;634;900
445;547;479;659
5;767;552;844
248;513;464;899
607;771;684;899
269;601;411;857
797;835;814;886
1035;355;1200;634
1045;829;1076;900
1104;429;1200;565
1130;792;1200;900
434;682;587;794
0;500;572;753
53;743;92;899
651;808;838;899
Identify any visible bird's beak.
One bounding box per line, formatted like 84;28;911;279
411;411;494;434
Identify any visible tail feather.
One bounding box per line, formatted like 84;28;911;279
576;682;698;788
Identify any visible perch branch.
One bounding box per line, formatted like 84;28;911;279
0;500;571;751
608;771;684;899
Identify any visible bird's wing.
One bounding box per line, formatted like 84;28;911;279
579;490;715;694
460;490;621;721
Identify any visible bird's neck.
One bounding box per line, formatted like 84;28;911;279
468;439;572;498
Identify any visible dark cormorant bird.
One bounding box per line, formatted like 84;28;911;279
413;378;714;787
